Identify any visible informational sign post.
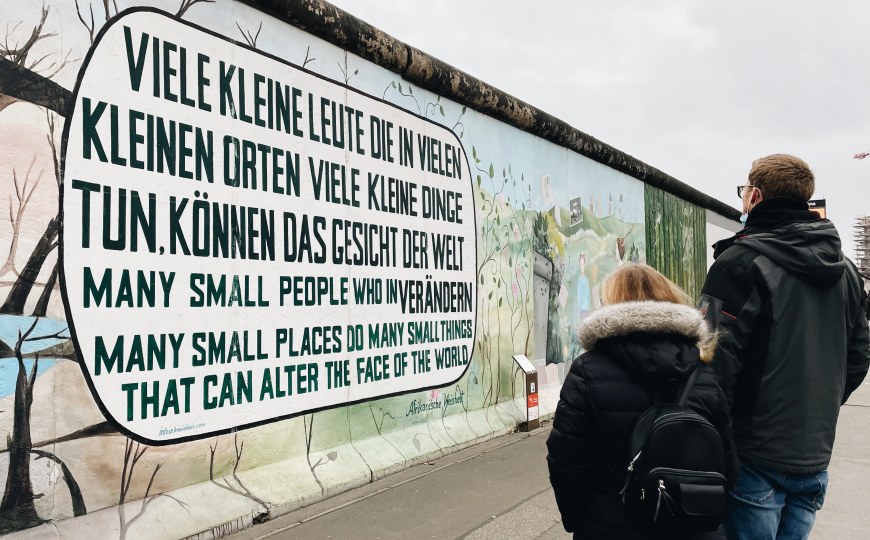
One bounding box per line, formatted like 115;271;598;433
513;355;539;432
60;9;477;444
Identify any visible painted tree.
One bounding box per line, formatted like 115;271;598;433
117;438;189;540
0;4;222;534
0;156;43;278
0;6;70;315
207;433;269;525
176;0;216;19
0;1;216;315
0;6;72;114
0;319;83;533
30;111;61;317
471;147;536;408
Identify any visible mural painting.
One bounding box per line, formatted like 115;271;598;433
644;185;707;301
0;1;659;536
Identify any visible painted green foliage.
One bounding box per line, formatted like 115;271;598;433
472;152;535;404
644;185;707;300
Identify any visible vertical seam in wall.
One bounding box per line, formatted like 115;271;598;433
400;43;413;77
344;405;376;482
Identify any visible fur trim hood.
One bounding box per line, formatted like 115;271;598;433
579;301;709;351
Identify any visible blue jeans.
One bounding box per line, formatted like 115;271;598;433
724;462;828;540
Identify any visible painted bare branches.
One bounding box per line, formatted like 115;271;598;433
177;0;216;19
337;55;357;85
117;438;188;540
207;433;269;523
1;6;72;80
1;110;62;314
74;0;118;44
302;46;315;69
0;6;73;114
31;111;61;316
0;7;70;315
0;156;43;277
236;21;262;49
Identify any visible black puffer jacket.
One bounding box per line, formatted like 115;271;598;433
700;197;870;473
547;301;737;540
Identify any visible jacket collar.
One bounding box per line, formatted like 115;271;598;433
578;301;708;351
743;197;819;230
712;197;821;259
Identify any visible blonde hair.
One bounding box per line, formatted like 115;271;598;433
748;154;815;202
600;264;717;363
601;264;689;306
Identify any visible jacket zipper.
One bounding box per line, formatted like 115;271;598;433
619;449;643;503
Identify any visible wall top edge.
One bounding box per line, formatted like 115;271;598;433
239;0;741;222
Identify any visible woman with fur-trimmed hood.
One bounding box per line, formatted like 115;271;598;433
547;264;737;540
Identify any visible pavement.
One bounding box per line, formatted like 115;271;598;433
229;380;870;540
812;379;870;540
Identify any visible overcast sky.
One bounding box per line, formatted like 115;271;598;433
328;0;870;258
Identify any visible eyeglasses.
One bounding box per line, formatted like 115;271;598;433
737;184;759;198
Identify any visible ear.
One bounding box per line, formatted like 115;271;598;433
751;187;764;205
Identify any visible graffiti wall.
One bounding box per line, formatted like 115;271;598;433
0;1;734;537
645;185;708;300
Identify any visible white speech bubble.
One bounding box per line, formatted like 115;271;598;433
60;9;477;444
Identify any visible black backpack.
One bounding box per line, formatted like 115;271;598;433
619;369;727;533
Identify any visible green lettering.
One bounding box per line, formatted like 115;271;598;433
95;335;123;375
123;26;149;92
130;191;156;253
197;53;211;112
141;380;159;419
161;379;179;416
260;368;274;400
71;179;100;248
162;40;178;102
237;67;251;123
102;186;126;251
110;104;126;166
122;382;137;421
84;266;111;307
126;335;144;372
129;109;145;169
178;122;193;179
204;374;218;409
82;98;107;162
219;61;236;118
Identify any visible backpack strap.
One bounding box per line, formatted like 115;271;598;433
677;368;700;405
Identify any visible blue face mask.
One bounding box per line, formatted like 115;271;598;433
739;213;748;225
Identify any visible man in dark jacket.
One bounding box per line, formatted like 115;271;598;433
699;154;870;540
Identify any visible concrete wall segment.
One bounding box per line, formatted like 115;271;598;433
0;0;734;536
